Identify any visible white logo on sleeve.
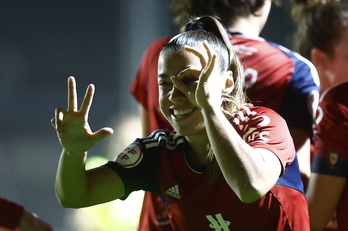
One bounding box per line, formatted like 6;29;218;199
115;142;143;168
206;213;231;230
165;185;181;199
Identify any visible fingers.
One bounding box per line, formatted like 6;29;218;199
52;77;95;131
52;108;66;131
170;75;185;93
93;127;114;140
184;45;207;68
68;76;77;111
80;84;95;115
184;41;216;83
67;76;95;116
51;118;55;128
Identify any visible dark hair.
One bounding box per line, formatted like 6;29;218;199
163;19;230;73
292;1;348;59
169;0;279;27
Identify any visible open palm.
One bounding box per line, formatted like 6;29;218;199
51;77;113;155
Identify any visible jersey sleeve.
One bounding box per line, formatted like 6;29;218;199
0;198;24;229
233;106;296;174
311;84;348;177
105;139;162;199
278;51;320;135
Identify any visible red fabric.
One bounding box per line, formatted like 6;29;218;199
0;198;24;230
312;82;348;231
131;34;317;231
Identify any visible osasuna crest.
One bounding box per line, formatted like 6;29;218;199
114;142;143;168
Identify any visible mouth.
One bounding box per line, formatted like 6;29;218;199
171;108;195;119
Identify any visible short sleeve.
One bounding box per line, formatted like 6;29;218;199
105;139;162;198
233;106;296;173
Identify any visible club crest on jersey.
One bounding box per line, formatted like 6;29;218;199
115;142;143;168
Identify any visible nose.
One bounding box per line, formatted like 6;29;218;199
168;85;185;103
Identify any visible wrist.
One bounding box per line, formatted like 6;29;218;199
62;149;87;160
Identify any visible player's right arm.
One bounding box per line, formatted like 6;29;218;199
52;77;125;208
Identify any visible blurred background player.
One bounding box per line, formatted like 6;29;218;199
291;0;348;230
0;198;53;231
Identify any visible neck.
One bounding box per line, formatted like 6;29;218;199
185;133;210;167
319;70;337;94
226;16;263;37
225;0;271;37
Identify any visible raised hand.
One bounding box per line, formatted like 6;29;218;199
171;41;223;109
51;77;113;155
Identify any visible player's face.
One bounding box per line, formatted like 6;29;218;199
157;49;206;137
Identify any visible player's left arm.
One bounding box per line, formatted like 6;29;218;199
306;173;346;231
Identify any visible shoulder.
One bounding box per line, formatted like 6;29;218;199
233;105;284;125
269;41;318;75
230;35;295;75
318;82;348;119
321;81;348;103
141;129;187;151
316;82;348;134
232;105;290;141
115;129;186;162
230;34;282;57
233;106;295;164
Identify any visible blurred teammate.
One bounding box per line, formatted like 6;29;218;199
292;1;348;230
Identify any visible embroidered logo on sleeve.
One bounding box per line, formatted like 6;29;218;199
115;142;143;168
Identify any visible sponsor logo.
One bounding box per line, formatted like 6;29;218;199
206;213;231;231
115;142;143;168
165;185;181;199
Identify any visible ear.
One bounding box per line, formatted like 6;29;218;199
311;48;329;72
222;70;234;94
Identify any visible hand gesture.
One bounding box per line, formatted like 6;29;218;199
171;41;224;109
51;77;113;155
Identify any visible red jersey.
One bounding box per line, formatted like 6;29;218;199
130;34;319;231
311;82;348;231
0;198;24;230
131;34;318;231
106;106;309;231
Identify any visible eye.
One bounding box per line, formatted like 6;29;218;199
182;75;198;85
158;79;172;87
177;68;200;85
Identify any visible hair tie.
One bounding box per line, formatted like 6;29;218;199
188;21;205;31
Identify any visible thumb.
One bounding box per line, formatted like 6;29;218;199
92;127;114;143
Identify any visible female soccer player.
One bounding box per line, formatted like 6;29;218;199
52;16;309;230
